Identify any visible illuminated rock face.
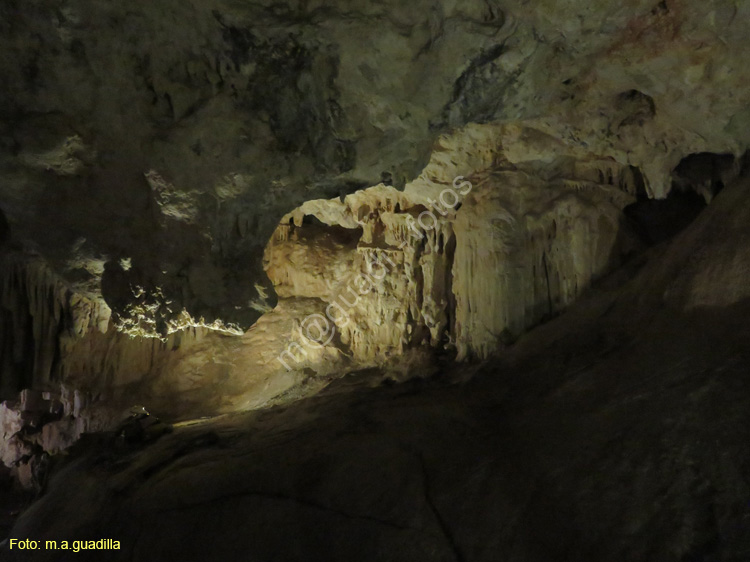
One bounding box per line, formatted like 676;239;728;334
264;124;643;365
4;1;750;554
3;0;750;342
3;0;750;419
0;120;713;425
9;174;750;561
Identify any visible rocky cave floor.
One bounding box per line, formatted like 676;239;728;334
2;180;750;562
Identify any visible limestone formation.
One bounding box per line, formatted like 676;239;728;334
265;124;643;364
8;171;750;558
3;0;750;356
2;0;750;559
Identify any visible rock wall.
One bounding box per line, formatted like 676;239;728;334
265;124;643;364
0;249;334;420
0;252;217;411
4;0;750;422
3;0;750;340
0;254;109;397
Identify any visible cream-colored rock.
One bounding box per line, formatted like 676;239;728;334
0;436;33;467
0;385;131;472
0;402;23;441
41;419;79;456
6;0;750;422
18;135;94;176
264;123;641;364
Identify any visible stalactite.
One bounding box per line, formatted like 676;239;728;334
265;126;641;366
0;253;215;408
